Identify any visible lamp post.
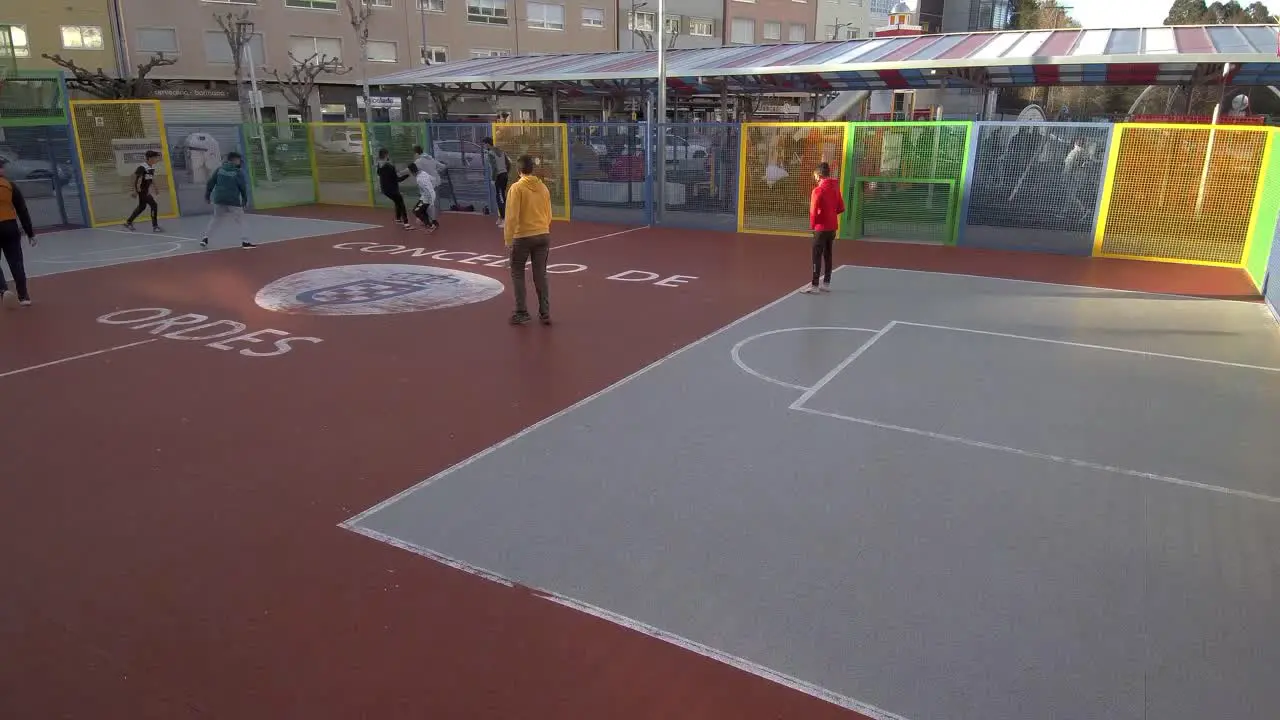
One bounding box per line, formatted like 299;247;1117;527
236;20;273;182
654;0;666;222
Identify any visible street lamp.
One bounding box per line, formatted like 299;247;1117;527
236;20;272;182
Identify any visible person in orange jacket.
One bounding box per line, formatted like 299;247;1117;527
503;154;553;325
803;161;845;294
0;157;37;307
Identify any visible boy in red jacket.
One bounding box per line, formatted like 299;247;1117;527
803;162;845;294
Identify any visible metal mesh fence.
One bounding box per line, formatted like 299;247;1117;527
0;123;83;229
309;122;372;206
242;123;315;210
961;122;1111;255
1267;197;1280;312
1244;130;1280;289
368;122;427;209
662;123;738;232
492;122;570;221
568;122;648;226
850;122;969;244
164;123;244;217
1098;124;1268;265
425;122;492;213
740;122;848;235
68;100;177;227
0;71;63;122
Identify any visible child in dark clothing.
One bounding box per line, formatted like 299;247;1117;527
376;148;412;230
124;150;163;232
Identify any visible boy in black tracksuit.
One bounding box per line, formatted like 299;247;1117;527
376;149;412;230
124;149;163;232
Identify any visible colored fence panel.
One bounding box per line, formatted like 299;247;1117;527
309;122;373;207
426;122;492;214
1095;123;1268;266
492;122;570;221
662;122;739;233
68;99;178;227
739;122;848;236
960;122;1112;255
0;123;84;229
367;122;427;210
1266;208;1280;318
849;121;970;244
1243;130;1280;290
0;70;64;125
242;123;316;210
568;122;649;226
164;123;244;217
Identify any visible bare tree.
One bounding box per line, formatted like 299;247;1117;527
213;10;255;122
343;0;374;124
632;26;680;51
42;52;176;99
264;53;352;122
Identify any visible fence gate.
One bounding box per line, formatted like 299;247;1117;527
738;122;848;236
68;100;178;227
492;122;570;221
309;122;373;207
848;121;970;244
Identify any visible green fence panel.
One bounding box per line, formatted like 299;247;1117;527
242;123;316;210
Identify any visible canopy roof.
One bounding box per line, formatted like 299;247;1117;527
372;25;1280;96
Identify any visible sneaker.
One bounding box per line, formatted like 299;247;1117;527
402;223;413;230
509;311;531;325
152;225;163;233
496;219;505;228
1;289;15;308
425;224;437;234
800;285;819;294
539;314;552;326
123;222;135;232
199;238;209;248
19;298;31;307
819;282;831;293
241;241;256;249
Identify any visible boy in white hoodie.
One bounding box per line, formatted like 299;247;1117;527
407;162;440;231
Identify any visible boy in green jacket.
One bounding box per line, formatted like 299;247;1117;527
200;152;255;249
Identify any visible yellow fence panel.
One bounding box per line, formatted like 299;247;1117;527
739;122;848;236
492;122;570;221
309;122;373;207
1095;123;1268;266
68;100;178;227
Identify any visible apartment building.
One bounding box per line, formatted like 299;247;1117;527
619;0;723;50
725;0;817;46
816;0;872;41
1;0;118;75
110;0;616;121
942;0;1013;32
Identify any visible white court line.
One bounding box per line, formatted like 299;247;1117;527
0;339;156;380
730;326;879;391
346;518;910;720
897;321;1280;373
552;225;649;250
789;323;898;410
791;406;1280;505
32;241;183;264
103;228;201;244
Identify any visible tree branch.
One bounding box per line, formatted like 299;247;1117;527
42;51;176;99
263;52;351;122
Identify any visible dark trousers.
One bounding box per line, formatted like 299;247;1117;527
811;230;835;286
510;233;550;317
0;222;29;300
127;195;158;226
494;172;509;219
412;199;434;227
384;190;407;223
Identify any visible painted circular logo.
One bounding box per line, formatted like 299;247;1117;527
255;264;505;316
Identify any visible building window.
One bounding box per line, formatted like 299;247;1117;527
467;0;509;25
2;24;30;57
762;21;781;41
628;11;654;31
61;25;104;50
848;27;860;38
582;8;605;27
688;18;713;36
285;0;339;9
367;0;393;6
204;0;259;4
870;0;891;12
418;0;445;10
290;35;342;63
205;30;265;63
422;44;447;63
469;48;510;58
730;17;754;44
366;40;398;62
788;23;806;42
731;0;756;3
527;2;565;30
136;27;179;54
664;16;680;34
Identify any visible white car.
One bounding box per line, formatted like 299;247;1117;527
321;129;366;154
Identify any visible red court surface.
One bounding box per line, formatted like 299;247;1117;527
0;207;1262;719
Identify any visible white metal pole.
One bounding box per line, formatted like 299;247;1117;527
654;0;667;222
1195;63;1230;215
244;42;273;183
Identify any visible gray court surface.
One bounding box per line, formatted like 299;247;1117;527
24;214;378;277
348;266;1280;720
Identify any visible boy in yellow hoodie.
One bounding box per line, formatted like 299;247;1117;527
503;154;552;325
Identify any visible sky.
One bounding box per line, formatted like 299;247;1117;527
1067;0;1170;28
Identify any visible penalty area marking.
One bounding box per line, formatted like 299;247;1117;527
0;338;157;380
730;326;880;392
32;241;184;264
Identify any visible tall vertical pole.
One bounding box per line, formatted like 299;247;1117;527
244;42;273;183
655;0;667;222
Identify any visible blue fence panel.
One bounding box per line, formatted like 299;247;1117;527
424;122;493;215
1266;207;1280;320
164;123;245;217
567;122;649;226
659;122;738;233
0;124;83;229
958;121;1113;256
